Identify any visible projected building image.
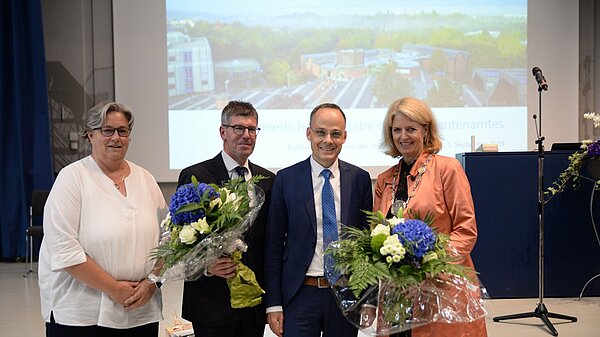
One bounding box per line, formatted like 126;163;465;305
166;1;526;111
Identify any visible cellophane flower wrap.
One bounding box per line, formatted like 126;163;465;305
150;175;265;308
327;207;487;336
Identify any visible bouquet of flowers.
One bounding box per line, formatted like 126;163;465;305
327;205;487;335
546;112;600;199
150;175;266;308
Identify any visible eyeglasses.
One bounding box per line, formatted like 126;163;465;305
310;128;344;140
93;127;131;137
222;124;261;136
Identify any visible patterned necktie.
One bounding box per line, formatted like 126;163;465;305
234;166;247;180
321;169;339;284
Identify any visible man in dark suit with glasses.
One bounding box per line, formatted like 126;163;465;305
177;100;274;337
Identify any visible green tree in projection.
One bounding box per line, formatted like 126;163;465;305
265;60;291;86
424;77;463;107
336;29;373;49
497;31;526;66
371;61;415;107
428;28;464;48
429;48;447;74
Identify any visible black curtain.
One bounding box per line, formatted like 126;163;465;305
0;0;54;260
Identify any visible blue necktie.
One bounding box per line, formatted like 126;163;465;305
321;169;339;284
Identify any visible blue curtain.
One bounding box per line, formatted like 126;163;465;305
0;0;54;260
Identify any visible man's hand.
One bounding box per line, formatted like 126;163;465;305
267;311;284;337
207;257;237;279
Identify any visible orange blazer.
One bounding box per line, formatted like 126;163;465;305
374;151;487;337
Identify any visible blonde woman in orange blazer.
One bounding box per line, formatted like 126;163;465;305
373;97;487;337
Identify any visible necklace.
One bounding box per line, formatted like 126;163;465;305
390;153;433;207
91;155;126;190
113;176;125;190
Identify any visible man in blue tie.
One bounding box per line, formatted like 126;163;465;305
264;103;373;337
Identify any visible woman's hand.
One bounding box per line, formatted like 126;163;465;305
105;280;139;305
123;279;156;310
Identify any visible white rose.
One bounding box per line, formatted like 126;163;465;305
192;217;210;234
179;225;197;244
371;224;390;237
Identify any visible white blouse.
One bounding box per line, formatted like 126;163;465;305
38;156;167;328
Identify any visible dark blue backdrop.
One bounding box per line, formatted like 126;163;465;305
458;151;600;298
0;0;54;260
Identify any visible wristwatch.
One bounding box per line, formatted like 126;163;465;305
146;274;163;289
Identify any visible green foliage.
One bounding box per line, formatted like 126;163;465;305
424;77;464;107
371;61;415;107
149;175;265;274
330;210;468;298
545;143;600;202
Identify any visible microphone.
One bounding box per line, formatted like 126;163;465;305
532;67;548;91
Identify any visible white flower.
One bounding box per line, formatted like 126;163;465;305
225;192;238;204
371;224;390;237
387;216;405;227
179;225;197;244
191;217;210;234
209;197;222;209
423;251;438;263
584;112;600;128
380;234;406;263
160;212;171;228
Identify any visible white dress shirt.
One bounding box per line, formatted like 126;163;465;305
306;156;342;277
221;151;251;181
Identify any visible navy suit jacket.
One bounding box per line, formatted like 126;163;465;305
263;157;372;308
178;153;274;328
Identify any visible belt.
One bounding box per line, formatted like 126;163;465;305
303;276;330;288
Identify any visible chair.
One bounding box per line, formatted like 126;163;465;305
23;189;49;277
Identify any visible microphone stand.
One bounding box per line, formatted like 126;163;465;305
492;81;578;336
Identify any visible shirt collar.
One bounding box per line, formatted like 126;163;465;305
221;151;249;173
309;156;340;178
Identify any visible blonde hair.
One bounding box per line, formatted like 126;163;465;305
381;97;442;158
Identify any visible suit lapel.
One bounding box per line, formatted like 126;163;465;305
339;161;351;227
210;154;231;186
298;159;318;235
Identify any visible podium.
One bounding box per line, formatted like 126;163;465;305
457;151;600;298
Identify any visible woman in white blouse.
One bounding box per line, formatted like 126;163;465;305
38;101;167;337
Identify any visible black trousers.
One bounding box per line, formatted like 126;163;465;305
46;312;159;337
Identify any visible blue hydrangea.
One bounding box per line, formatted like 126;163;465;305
588;140;600;157
391;219;436;259
169;182;219;225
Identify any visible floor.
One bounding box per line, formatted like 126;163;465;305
1;262;598;337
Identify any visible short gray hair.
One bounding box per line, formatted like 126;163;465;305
81;101;135;141
220;101;258;125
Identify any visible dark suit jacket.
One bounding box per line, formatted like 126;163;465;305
263;157;372;309
178;153;274;328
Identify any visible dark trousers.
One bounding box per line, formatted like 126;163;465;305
283;284;357;337
190;307;265;337
46;312;158;337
